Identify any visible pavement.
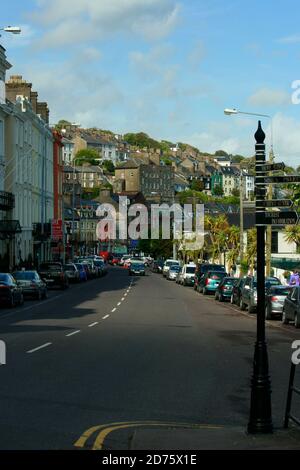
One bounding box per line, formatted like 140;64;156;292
0;266;300;450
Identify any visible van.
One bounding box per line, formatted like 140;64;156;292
162;259;180;277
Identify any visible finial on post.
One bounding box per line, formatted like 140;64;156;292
255;120;266;144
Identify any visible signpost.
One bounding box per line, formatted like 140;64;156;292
257;175;300;184
256;211;298;226
256;162;285;172
257;199;293;208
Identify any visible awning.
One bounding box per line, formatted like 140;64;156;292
271;257;300;270
0;220;22;239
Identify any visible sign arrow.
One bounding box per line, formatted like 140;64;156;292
256;210;298;226
256;199;293;208
256;162;285;172
256;175;300;184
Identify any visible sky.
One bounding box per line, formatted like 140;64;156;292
1;0;300;165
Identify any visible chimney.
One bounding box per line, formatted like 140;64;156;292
37;101;50;124
30;91;38;113
5;75;32;103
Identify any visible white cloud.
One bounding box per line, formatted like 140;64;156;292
248;88;290;107
28;0;180;48
278;34;300;44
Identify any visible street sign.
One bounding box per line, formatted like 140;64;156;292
256;211;299;226
256;199;293;208
256;162;285;172
51;219;63;241
257;175;300;184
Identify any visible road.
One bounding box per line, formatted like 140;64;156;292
0;267;299;449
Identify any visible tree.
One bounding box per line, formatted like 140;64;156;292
102;160;115;174
215;150;229;157
213;184;224;197
246;228;257;274
231;188;240;198
75;148;99;166
284;225;300;253
124;132;161;149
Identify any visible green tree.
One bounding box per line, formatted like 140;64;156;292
215;150;229;157
213;184;224;197
231;188;240;198
75;148;100;166
102;160;115;174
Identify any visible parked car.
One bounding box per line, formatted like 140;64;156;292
0;273;24;307
74;263;88;282
63;264;80;283
129;261;145;276
110;255;121;265
151;260;164;273
282;286;300;328
120;255;131;266
167;265;181;281
240;276;281;313
265;285;292;320
12;270;47;300
38;262;69;289
194;263;226;291
94;259;108;276
179;263;196;286
163;259;180;277
215;277;236;302
198;271;227;295
230;277;246;306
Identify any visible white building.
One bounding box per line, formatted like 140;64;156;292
62;136;74;165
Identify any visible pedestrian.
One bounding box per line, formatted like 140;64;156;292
289;269;300;286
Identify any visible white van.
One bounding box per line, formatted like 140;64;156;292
163;259;180;277
179;263;196;286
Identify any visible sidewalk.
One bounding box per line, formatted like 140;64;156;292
130;425;300;450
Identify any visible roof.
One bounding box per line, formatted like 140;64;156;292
79;132;117;146
116;160;139;169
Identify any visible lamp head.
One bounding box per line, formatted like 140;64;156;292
224;108;238;115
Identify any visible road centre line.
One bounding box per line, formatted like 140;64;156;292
103;314;110;319
27;343;52;354
66;330;81;337
111;308;117;313
117;302;121;306
121;297;125;301
88;322;98;327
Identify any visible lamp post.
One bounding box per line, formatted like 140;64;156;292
248;121;273;433
0;26;21;36
224;108;274;276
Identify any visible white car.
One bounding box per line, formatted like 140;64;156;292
163;259;180;277
180;263;196;286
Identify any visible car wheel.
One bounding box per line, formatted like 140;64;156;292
36;290;42;301
295;312;300;329
282;308;289;325
265;305;272;320
9;295;15;308
203;288;207;295
240;298;246;311
43;290;48;299
248;305;256;314
219;294;223;302
19;294;24;306
215;292;218;300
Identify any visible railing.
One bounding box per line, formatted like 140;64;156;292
284;362;300;428
0;191;15;210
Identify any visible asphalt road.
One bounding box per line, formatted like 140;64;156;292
0;267;299;449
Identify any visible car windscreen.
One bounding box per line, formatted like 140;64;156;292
170;266;180;272
186;267;196;274
208;272;226;280
266;278;281;286
166;261;179;267
64;265;75;271
201;265;225;273
223;278;235;285
40;264;61;271
0;274;9;282
131;263;144;269
271;288;291;296
13;271;36;280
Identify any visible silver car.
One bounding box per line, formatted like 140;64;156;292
167;265;181;281
265;286;292;320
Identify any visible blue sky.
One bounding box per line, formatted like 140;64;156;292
1;0;300;165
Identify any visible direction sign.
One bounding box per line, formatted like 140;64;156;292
256;211;298;226
256;162;285;172
256;199;293;208
257;175;300;184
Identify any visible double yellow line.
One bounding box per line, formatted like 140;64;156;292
74;421;223;450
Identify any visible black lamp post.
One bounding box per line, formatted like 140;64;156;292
248;121;273;434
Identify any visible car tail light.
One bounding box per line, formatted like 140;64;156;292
271;297;278;302
205;279;209;285
222;286;226;290
60;273;64;279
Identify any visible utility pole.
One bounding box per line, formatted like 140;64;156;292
239;171;244;275
265;147;274;276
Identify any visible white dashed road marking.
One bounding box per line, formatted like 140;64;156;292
121;297;125;301
117;302;121;306
88;322;98;327
27;343;52;354
66;330;81;337
111;308;117;313
103;314;110;319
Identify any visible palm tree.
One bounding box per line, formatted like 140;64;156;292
246;228;257;274
284;225;300;253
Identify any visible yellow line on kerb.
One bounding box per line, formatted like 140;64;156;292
74;421;223;450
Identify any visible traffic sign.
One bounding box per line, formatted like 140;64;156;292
257;175;300;184
256;211;299;226
256;199;293;208
256;162;285;172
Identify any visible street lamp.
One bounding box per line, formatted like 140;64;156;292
224;108;275;276
0;26;21;36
